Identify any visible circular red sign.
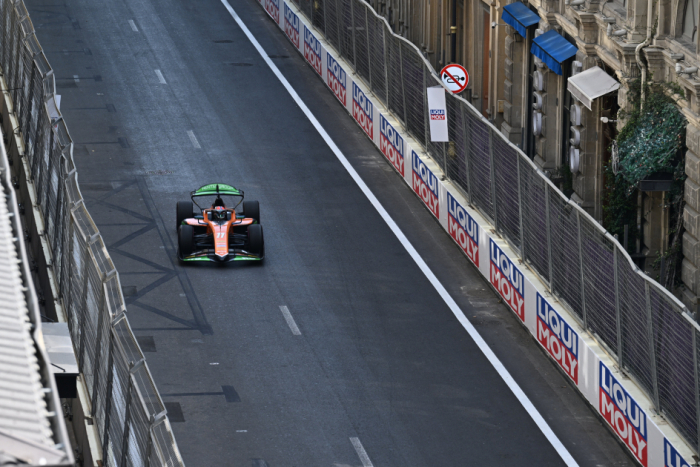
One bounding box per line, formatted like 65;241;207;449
440;64;469;93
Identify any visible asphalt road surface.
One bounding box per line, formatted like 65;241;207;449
26;0;634;465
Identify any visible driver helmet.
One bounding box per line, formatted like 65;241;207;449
212;206;227;220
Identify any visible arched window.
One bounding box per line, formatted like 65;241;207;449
683;0;698;43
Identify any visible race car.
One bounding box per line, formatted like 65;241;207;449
176;183;264;263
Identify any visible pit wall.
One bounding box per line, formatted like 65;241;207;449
262;1;694;465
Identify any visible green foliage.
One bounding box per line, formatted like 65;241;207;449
602;162;638;252
616;80;686;187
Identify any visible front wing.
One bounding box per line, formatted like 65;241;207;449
178;247;264;263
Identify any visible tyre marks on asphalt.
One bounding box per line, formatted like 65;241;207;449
80;177;212;334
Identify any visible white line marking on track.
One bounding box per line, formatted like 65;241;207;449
349;437;374;467
73;75;79;83
279;306;301;335
128;19;139;32
155;69;167;84
220;3;578;465
187;130;201;149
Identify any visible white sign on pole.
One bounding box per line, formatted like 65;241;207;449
427;86;449;142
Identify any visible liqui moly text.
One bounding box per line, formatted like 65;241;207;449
352;83;373;139
265;0;280;23
600;364;647;466
536;294;578;383
304;26;322;76
447;193;478;266
326;55;346;105
379;115;404;174
284;5;300;48
412;152;439;218
430;109;446;120
489;240;525;321
665;439;690;467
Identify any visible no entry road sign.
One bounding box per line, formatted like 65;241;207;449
440;64;469;93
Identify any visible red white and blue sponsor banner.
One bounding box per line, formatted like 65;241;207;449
379;115;405;176
326;54;347;106
283;4;300;49
426;86;449;142
352;82;373;139
411;151;439;219
665;439;690;467
600;363;648;466
265;0;281;24
447;192;479;266
303;25;323;77
489;239;525;321
536;293;579;383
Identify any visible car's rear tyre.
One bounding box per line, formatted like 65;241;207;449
178;225;194;257
241;201;260;223
247;224;263;254
176;201;194;231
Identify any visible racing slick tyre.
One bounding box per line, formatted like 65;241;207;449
241;201;260;223
178;225;194;257
176;201;194;231
247;224;263;254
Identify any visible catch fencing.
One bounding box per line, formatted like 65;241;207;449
289;0;700;456
0;0;184;465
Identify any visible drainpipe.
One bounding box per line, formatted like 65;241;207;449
450;0;457;62
635;0;655;108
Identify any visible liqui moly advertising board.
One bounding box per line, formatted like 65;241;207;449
447;192;478;266
326;55;347;106
352;83;373;139
265;0;280;24
665;439;690;467
303;26;322;76
412;152;439;219
489;240;525;321
379;115;404;175
600;363;648;465
536;293;578;383
284;4;300;49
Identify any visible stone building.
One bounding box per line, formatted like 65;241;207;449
368;0;700;313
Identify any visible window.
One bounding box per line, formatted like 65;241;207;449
683;0;698;43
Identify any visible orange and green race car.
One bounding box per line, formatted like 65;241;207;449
176;183;264;263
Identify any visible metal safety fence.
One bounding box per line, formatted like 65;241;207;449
293;0;700;454
0;0;184;465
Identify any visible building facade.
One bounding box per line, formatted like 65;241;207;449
368;0;700;313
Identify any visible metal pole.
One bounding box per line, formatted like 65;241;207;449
120;372;134;467
350;0;357;71
423;68;429;150
101;335;114;463
644;281;661;410
488;128;497;227
382;26;389;107
577;210;588;329
365;7;371;90
693;328;700;455
398;42;408;131
461;103;472;204
545;186;553;291
516;156;525;259
614;247;623;365
90;281;107;415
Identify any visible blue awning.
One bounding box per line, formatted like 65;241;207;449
530;30;578;75
501;2;540;37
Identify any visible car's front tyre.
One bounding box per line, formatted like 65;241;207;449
178;224;195;257
247;224;263;255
